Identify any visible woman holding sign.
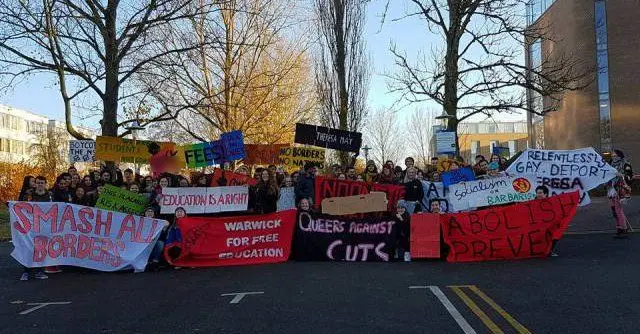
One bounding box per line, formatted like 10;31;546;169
609;150;633;237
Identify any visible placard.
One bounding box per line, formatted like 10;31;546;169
441;191;579;262
159;186;249;214
96;136;181;163
441;167;476;187
277;187;296;212
95;184;148;215
221;130;246;161
314;176;404;212
279;146;326;172
9;201;167;272
294;123;362;152
292;212;397;261
321;192;388;215
448;176;537;212
410;214;441;258
164;210;296;267
421;181;450;213
210;168;258;187
244;144;288;165
506;148;617;205
69;140;95;162
183;142;217;168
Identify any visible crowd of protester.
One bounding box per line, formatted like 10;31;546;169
15;149;632;279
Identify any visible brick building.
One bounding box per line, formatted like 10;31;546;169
526;0;640;159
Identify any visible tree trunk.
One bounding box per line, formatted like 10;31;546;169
333;0;350;166
444;8;461;155
102;4;120;173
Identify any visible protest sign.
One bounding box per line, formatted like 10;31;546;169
221;130;246;161
277;187;296;212
436;131;456;154
210;168;257;187
448;176;537;212
314;176;404;212
160;187;249;214
96;136;182;164
442;167;476;187
421;181;450;213
506;148;617;205
164;210;296;267
69;140;95;162
410;214;441;259
183;142;217;168
294;123;362;152
95;184;147;215
9;201;167;272
493;146;510;158
441;191;579;262
279;146;326;172
244;144;288;165
437;158;458;172
322;192;388;215
293;212;397;261
370;183;406;212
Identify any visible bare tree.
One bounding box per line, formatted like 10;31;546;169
138;0;315;144
385;0;588;152
364;107;402;167
406;108;435;169
29;126;68;176
314;0;370;165
0;0;216;140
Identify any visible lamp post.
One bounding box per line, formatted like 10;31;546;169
362;144;371;163
125;120;145;174
435;111;457;158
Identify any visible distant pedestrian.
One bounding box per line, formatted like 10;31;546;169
609;149;633;237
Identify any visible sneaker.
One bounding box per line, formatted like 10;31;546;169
44;266;62;274
551;252;559;257
404;252;412;262
20;273;29;281
33;272;48;280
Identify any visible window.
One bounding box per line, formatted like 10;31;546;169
595;0;611;152
498;123;514;133
471;141;480;156
527;0;557;25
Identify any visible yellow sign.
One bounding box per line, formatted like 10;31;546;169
278;146;325;172
95;136;184;164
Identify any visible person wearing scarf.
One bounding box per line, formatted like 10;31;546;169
363;160;379;183
608;149;633;236
377;165;396;184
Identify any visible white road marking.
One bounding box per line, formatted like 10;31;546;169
10;300;24;304
410;286;477;334
220;291;264;304
19;302;71;315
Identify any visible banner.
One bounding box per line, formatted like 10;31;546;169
160;187;249;214
183;142;218;168
293;212;397;261
447;176;537;212
182;131;246;167
442;167;476;187
210;168;257;187
370;183;406;212
279;146;326;172
421;181;450;213
410;214;441;259
9;201;167;272
294;123;362;152
96;136;182;164
441;191;579;262
314;176;404;212
277;187;296;212
322;192;388;215
244;144;288;165
164;210;296;267
69;140;95;162
95;184;147;215
506;148;617;205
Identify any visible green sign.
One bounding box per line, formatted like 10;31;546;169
95;184;147;215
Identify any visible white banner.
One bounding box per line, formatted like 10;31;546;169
421;181;450;213
506;148;617;205
9;201;167;272
68;140;96;162
277;187;296;212
448;176;537;212
160;186;249;214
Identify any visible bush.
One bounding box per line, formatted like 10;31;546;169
0;161;58;204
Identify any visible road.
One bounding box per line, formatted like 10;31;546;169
0;232;639;334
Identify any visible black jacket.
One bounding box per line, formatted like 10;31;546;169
256;185;279;214
404;179;424;202
294;172;314;203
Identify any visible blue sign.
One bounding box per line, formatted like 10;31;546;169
441;167;476;187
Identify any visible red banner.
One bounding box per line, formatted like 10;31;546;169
210;168;257;187
314;176;405;212
410;214;441;259
441;191;579;262
243;144;288;165
165;210;297;267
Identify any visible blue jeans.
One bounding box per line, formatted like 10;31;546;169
149;240;165;262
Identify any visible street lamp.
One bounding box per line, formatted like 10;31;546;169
125;120;145;174
435;110;456;129
362;144;371;163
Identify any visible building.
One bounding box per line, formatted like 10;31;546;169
525;0;640;157
0;105;96;163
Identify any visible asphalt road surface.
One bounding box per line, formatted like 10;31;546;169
0;232;638;334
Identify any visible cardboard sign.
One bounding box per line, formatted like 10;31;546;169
279;146;326;172
244;144;288;165
441;191;579;262
314;176;404;212
159;186;249;214
69;140;95;162
293;212;397;261
321;192;388;215
442;167;476;187
277;187;296;212
95;184;148;215
210;168;258;187
410;214;441;259
9;201;167;272
421;181;450;213
506;148;617;205
448;176;537;212
164;210;296;267
294;123;362;152
96;136;182;163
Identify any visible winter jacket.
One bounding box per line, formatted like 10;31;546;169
256;184;279;214
295;172;315;203
404;179;424;203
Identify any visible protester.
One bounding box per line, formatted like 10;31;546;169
403;157;415;182
72;187;91;206
431;171;442;182
404;167;424;213
18;176;35;201
609;149;633;237
394;202;411;262
430;200;442;214
346;167;357;181
52;174;72;203
282;175;293;188
535;185;558;256
295;163;316;205
363;160;378;183
475;155;485;165
20;176;51;280
255;170;280;214
393;166;404;184
337;173;347;180
377;165;396;184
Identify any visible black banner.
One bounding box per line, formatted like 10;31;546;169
292;212;397;261
294;123;363;153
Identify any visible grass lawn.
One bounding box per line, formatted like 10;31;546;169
0;207;9;240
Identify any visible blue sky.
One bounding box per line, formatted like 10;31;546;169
0;0;524;131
